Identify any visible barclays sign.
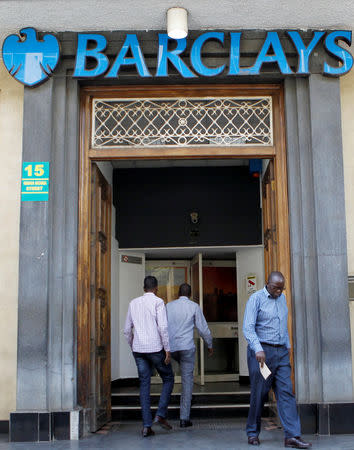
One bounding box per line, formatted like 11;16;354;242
2;28;60;86
2;27;353;87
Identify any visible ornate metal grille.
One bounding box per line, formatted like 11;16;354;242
92;97;273;148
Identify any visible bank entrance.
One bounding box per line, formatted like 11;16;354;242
77;84;291;431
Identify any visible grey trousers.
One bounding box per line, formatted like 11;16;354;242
171;348;196;420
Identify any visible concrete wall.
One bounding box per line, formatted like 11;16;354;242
1;0;354;48
341;69;354;277
341;59;354;392
0;65;23;420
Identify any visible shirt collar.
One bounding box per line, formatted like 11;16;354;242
178;296;190;301
263;286;270;297
263;285;281;300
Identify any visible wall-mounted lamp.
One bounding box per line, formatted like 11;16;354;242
167;7;188;40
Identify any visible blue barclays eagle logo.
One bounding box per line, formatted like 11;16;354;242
2;28;60;87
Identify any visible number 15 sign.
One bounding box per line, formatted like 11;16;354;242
21;162;50;201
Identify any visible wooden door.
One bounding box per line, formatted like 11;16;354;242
90;163;112;431
262;159;291;419
262;160;277;280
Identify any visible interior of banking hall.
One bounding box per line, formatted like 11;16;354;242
96;157;272;389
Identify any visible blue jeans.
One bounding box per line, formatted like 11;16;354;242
171;348;196;420
133;349;174;427
246;344;301;439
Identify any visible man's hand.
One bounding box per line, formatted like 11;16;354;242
164;351;171;365
255;351;266;367
208;347;213;357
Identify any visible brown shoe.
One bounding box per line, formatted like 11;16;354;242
153;415;172;430
248;436;260;445
142;427;155;437
285;437;312;448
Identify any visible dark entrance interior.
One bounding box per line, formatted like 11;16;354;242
113;165;262;248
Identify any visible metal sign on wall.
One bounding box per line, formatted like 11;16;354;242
21;161;50;201
2;28;353;87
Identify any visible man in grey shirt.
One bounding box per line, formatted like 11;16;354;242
166;283;213;428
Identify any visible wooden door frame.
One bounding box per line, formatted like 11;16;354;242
77;84;293;408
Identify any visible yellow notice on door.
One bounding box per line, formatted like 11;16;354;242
246;274;257;295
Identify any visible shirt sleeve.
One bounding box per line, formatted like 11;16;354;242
243;294;263;353
156;300;170;352
123;304;133;348
283;295;291;349
285;329;291;349
194;305;213;348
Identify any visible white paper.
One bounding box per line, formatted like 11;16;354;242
259;362;271;380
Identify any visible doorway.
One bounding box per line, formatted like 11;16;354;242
77;84;292;431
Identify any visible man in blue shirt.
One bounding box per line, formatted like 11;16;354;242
166;283;213;428
243;272;311;449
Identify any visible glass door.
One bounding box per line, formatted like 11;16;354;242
202;260;239;382
145;260;190;384
191;253;204;385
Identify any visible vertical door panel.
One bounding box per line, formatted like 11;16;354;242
90;164;112;431
261;159;280;417
262;160;277;280
191;253;204;385
236;248;265;379
117;251;145;379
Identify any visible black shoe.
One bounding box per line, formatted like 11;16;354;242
248;436;260;446
284;436;312;448
180;420;193;428
142;427;155;437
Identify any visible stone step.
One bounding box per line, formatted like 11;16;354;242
111;392;251;407
111;403;270;420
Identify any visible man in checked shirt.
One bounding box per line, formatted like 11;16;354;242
124;275;174;437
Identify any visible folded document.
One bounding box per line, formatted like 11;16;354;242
259;362;271;380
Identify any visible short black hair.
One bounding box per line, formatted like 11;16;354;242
144;275;158;291
179;283;191;297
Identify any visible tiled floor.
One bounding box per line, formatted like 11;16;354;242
1;419;354;449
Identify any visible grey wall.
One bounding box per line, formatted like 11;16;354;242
285;76;353;402
1;0;354;50
17;62;79;411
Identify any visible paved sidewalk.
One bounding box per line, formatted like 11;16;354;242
0;419;353;449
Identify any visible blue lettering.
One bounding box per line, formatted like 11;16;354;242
229;32;247;75
287;31;325;74
156;33;196;78
324;30;353;76
106;34;151;78
190;32;225;76
73;34;109;77
249;31;293;75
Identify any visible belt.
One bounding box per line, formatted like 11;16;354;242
260;342;284;348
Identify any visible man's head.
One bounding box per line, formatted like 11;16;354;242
178;283;192;298
266;271;285;298
144;276;158;294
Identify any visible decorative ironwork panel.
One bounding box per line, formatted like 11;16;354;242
92;97;273;148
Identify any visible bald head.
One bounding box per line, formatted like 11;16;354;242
267;271;285;284
266;271;285;298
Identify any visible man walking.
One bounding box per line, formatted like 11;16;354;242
243;271;311;448
166;283;213;428
124;276;174;437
